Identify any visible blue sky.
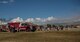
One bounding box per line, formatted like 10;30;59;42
0;0;80;19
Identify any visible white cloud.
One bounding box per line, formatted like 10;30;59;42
0;0;14;4
46;16;57;21
0;1;8;4
24;16;57;24
10;0;14;2
47;16;54;21
35;18;44;22
35;18;41;21
25;18;34;22
10;17;23;22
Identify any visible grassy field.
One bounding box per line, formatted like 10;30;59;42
0;31;80;42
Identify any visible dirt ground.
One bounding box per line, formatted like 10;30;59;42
0;29;80;42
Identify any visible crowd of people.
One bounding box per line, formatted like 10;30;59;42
35;24;64;31
0;24;79;33
35;24;78;31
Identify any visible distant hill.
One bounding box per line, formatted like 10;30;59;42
71;21;80;25
45;20;80;26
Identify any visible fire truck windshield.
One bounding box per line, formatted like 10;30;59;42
21;23;28;26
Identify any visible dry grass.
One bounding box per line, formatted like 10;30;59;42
0;31;80;42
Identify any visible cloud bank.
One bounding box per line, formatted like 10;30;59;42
10;16;57;24
9;16;80;25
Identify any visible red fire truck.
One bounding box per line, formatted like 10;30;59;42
8;22;31;32
0;22;36;32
